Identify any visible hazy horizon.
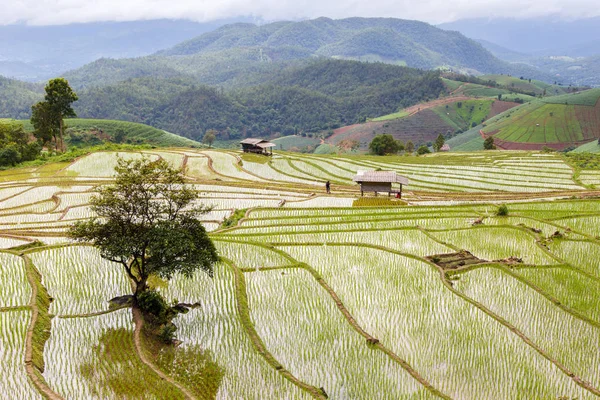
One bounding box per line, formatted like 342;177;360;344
2;0;600;26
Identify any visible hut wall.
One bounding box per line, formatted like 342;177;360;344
360;182;392;192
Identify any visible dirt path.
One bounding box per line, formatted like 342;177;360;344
131;306;196;400
22;255;63;400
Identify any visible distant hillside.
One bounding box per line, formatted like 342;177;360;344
481;89;600;150
439;18;600;87
478;75;569;97
74;59;446;141
158;17;546;77
19;118;202;148
0;19;245;81
55;17;557;91
0;76;43;119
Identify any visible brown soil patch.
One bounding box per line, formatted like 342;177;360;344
427;250;485;270
488;100;520;119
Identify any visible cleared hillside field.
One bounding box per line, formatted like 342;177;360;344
482;90;600;150
2;149;600;398
479;74;569;97
332;97;520;150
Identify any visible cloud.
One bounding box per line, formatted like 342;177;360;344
3;0;600;26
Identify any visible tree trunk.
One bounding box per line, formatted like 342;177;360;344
134;277;148;297
58;118;63;153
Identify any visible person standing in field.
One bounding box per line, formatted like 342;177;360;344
326;180;331;194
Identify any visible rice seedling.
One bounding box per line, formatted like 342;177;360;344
431;227;557;265
184;156;224;180
203;151;269;182
0;236;33;250
0;311;42;399
246;268;436;398
161;264;308;399
515;266;600;324
241;160;319;185
279;245;589;399
143;150;185;169
215;241;291;268
61;152;153;177
0;253;31;307
29;246;130;316
455;266;600;389
43;309;186;399
225;217;474;235
549;240;600;278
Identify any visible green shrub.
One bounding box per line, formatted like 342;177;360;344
158;324;177;344
496;204;509;216
137;289;169;321
416;145;431;155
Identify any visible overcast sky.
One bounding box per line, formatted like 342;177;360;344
2;0;599;26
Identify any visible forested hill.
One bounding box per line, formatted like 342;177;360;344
0;76;43;119
60;17;551;90
74;59;446;140
156;17;546;78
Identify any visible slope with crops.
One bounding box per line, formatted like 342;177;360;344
2;148;600;398
329;95;521;150
481;88;600;150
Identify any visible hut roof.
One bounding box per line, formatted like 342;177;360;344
353;171;409;185
240;138;266;145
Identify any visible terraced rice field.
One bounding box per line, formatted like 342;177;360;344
1;149;600;398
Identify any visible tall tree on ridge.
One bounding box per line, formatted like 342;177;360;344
44;78;78;152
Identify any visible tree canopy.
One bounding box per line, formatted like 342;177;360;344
31;78;78;151
484;136;496;150
70;157;218;296
369;134;401;155
434;134;445;152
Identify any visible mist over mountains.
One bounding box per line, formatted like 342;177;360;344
0;18;248;81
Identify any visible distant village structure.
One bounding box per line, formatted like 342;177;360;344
440;144;450;152
353;171;409;198
240;138;276;155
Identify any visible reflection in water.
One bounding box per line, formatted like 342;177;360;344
80;326;224;399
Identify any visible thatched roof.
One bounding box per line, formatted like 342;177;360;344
352;171;409;185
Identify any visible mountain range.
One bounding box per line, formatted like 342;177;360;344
0;18;247;81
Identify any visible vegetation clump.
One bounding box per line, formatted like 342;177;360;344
221;209;248;228
496;204;509;216
137;289;180;343
416;145;431;155
0;120;41;167
369;134;403;155
484;136;496;150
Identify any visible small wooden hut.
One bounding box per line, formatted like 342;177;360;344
352;171;409;198
240;138;276;155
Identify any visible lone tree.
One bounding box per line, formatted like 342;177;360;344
369;134;401;155
70;157;218;297
203;129;217;148
433;134;445;152
484;136;496;150
405;140;415;154
31;78;78;152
